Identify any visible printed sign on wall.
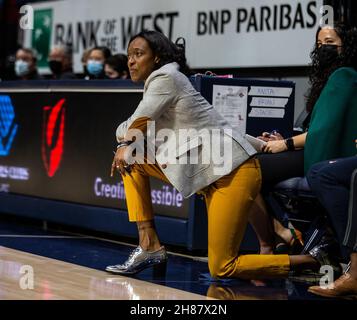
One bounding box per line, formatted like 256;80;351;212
23;0;324;72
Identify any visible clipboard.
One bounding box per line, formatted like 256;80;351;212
245;134;267;152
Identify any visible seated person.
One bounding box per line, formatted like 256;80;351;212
48;46;77;79
86;46;111;79
81;48;92;80
104;54;130;79
249;23;357;255
307;148;357;299
14;48;42;80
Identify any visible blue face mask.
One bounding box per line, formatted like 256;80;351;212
87;60;104;76
15;59;30;77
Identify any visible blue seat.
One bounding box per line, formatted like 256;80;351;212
274;176;311;192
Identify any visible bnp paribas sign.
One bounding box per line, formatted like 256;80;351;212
21;0;329;70
31;9;53;68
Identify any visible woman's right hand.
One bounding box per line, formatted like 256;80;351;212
262;140;288;153
258;132;284;142
111;146;131;177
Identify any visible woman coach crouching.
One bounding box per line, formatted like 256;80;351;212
106;30;318;279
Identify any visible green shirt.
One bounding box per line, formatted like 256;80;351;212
304;67;357;173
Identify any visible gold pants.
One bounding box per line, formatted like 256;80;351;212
122;158;290;279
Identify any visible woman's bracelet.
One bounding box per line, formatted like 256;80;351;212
284;137;295;151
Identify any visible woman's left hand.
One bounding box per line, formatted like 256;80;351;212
262;140;288;153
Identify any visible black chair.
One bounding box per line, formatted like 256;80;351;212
264;176;330;254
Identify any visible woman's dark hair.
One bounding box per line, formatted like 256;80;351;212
128;30;192;76
105;54;129;78
305;22;357;112
91;46;112;60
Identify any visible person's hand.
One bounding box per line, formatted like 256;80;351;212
111;146;131;177
262;140;288;153
257;132;284;142
257;133;271;142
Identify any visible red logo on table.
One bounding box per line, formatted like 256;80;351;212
41;99;66;177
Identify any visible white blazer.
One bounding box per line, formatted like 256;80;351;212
116;62;256;198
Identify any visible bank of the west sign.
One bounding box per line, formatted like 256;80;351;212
23;0;325;72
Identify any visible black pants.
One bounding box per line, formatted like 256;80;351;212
257;149;304;190
307;156;357;256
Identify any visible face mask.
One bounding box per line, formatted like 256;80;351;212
316;44;340;66
15;59;30;77
87;60;104;76
49;60;63;75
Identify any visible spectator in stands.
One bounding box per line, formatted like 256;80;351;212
14;48;42;80
307;146;357;299
248;23;357;257
104;54;130;79
81;48;92;80
48;46;76;79
105;30;322;280
86;46;111;79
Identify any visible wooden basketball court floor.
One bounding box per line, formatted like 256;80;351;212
0;246;209;300
0;214;324;300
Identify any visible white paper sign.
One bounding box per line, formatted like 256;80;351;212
212;85;248;133
248;108;285;118
250;97;288;108
248;87;293;97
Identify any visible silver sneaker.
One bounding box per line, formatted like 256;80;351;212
105;246;168;275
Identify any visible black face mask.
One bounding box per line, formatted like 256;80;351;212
316;44;340;67
49;60;63;75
